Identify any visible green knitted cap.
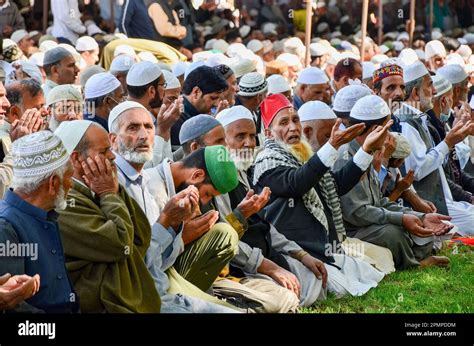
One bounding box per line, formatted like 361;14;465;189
204;145;238;194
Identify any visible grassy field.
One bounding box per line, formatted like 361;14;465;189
302;243;473;313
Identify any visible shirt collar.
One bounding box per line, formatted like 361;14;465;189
4;188;51;221
0;0;10;11
114;153;143;183
72;177;95;198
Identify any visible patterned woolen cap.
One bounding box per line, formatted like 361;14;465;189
12;131;69;178
238;72;268;97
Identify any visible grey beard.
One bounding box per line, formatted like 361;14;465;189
229;149;255;172
118;140;153;164
48;115;61;132
54;184;68;211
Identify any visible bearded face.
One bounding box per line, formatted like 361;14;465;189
117;138;154;164
229;147;257;171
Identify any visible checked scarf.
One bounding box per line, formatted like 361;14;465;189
253;138;346;240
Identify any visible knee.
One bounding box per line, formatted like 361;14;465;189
209;222;239;254
379;225;412;249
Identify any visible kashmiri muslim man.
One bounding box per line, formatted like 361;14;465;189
252;94;386;298
46;84;83;131
54;120;161;312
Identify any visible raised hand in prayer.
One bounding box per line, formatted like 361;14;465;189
182;210;220;245
328;118;365;150
362;119;394;154
258;258;301;298
402;214;435;238
0;273;40;311
80;154;119;197
444;120;472;148
394;170;415;193
236;187;271;219
382;133;396;160
422;214;454;236
300;254;328;289
215;100;229;115
159;185;200;232
155;96;183;141
9;108;44;142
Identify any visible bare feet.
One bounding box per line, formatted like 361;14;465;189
419;256;450;268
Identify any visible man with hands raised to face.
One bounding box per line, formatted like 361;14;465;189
336;95;453;270
251;94;386;298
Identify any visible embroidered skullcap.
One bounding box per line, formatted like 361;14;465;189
432;74;452;98
350;95;390;121
333;84;373;113
373;63;403;84
238;72;267;97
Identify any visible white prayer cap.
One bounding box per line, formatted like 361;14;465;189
12;131;69;178
267;74;291;95
436;64;468;85
114;44;136;58
299;101;336;122
371;54;389;65
391;132;411;159
47;84;83;106
18;61;43;84
172;61;189;77
192;50;213;62
54;120;94;154
75;36;98;52
84;72;121;99
297;67;329;85
262;40;273;54
284;37;305;58
327;51;342;65
239;25;251;38
247;39;264;53
317;22;329;33
229;58;257;79
341;15;349;24
138;51;158;63
456;45;472;60
272;40;285;52
238;72;267;97
333;84;373;113
393;41;404;52
157;61;171;72
397;32;409;41
213;39;229;54
431;31;443;41
2;38;16;49
162;70;181;90
204;39;216;50
126;61;163;86
415;49;425;61
379;45;390;54
277;53;302;68
262;22;277;35
330;31;342;39
216;105;254;127
184;60;205;79
227;43;247;58
43;46;73;65
397;48;418;66
29;52;44;67
425;40;447;60
39;40;58;52
339;40;352;51
362;62;376;80
110;54;135;73
310;43;328;57
108;101;148;132
11;29;29;43
458;38;467;45
446;53;465;67
350;95;390;120
58;43;81;62
432;74;452;98
403;60;429;84
205;53;233;68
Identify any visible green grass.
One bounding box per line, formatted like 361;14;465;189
302;244;473;313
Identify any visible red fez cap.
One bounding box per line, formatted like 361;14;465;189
260;94;293;128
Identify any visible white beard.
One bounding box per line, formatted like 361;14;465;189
48;115;61;132
229;148;256;172
54;184;68;211
118;140;154;164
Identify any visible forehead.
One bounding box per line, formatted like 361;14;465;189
381;75;404;87
204;125;226;140
165;87;181;95
227;119;256;133
120;108;154;125
62;55;76;65
274;107;297;121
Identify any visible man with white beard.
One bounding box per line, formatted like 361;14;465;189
0;131;79;312
252;94;389;298
105;101;240;312
46;84;83;131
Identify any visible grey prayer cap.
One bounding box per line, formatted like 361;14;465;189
43;46;73;66
179;114;221;145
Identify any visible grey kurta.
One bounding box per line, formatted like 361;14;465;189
334;140;433;269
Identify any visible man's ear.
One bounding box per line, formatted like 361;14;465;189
109;132;118;150
412;86;420;101
70;151;82;172
7;105;21;122
302;125;313;141
189;141;200;153
264;127;273;138
48;174;61;197
191;86;202;100
190;168;205;183
50;64;59;77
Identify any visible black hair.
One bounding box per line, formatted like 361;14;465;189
126;75;161;99
84;89;115;110
6;79;43;107
180;147;212;185
182;66;228;96
214;64;234;80
182;136;205;156
333;110;350;119
225;29;241;43
348;116;388;135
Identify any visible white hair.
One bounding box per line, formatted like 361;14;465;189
11;162;70;195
